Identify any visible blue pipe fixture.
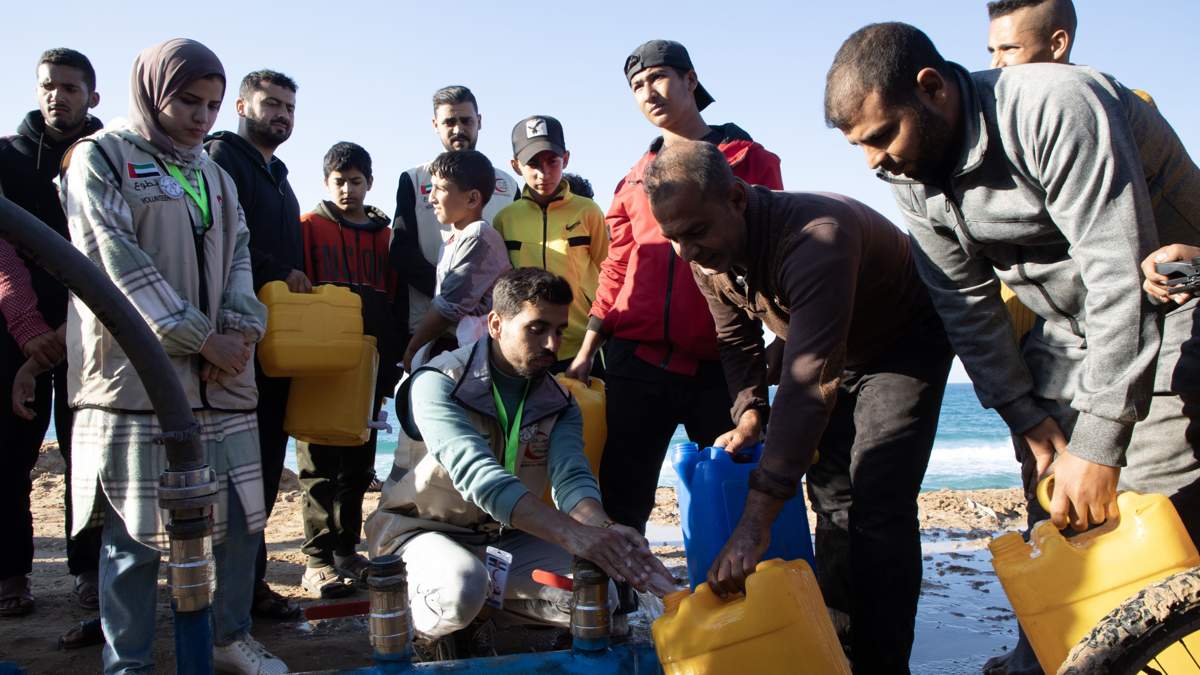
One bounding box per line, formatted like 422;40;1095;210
0;197;218;675
300;557;662;674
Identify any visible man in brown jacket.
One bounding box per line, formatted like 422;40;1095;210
644;140;953;674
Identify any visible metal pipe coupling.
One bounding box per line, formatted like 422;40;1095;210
160;466;218;612
368;555;412;660
571;558;611;646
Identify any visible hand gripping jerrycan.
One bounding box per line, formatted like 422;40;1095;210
672;441;815;589
652;558;851;675
990;475;1200;673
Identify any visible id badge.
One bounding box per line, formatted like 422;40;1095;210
484;546;514;609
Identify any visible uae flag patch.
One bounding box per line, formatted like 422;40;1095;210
127;162;160;178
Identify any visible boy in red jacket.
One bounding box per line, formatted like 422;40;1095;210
564;39;783;622
297;142;399;598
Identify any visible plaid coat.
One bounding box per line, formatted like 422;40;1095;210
60;127;267;548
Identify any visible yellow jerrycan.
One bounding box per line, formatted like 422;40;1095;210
652;558;851;675
1000;283;1037;341
990;476;1200;673
285;335;379;446
542;376;606;507
257;281;363;377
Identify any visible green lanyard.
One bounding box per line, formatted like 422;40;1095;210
491;379;531;475
166;164;211;230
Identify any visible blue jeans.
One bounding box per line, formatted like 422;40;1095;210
99;489;257;674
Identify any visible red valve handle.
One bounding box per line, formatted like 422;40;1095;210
532;568;573;591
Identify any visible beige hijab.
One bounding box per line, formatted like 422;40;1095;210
128;38;224;164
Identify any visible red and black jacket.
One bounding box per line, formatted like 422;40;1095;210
301;201;401;396
588;123;784;375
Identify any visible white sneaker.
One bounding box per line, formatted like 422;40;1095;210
213;634;289;675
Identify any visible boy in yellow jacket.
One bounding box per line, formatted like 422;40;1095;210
494;115;608;375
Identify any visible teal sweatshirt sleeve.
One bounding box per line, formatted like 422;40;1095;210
546;402;602;513
409;369;529;525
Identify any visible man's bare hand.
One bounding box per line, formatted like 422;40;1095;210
22;330;64;370
714;410;763;456
11;359;39;420
1021;416;1067;480
1142;244;1200;304
1048;451;1120;531
707;517;772;599
285;269;313;294
563;523;675;595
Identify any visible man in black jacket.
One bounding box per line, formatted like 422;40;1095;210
0;48;103;621
205;69;306;620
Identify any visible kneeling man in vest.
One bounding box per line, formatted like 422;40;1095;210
366;267;673;645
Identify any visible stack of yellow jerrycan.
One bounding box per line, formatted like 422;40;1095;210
990;476;1200;673
652;558;851;675
257;281;378;446
542;375;606;506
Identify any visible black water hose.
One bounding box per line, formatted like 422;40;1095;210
0;196;202;468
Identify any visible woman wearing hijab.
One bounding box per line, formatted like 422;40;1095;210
59;38;286;674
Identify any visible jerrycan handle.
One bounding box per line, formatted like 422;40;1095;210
1036;475;1055;513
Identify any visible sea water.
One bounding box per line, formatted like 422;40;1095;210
42;383;1016;491
292;382;1019;491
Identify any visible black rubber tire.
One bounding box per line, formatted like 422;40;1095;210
1060;567;1200;674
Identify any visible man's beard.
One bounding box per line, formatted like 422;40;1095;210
445;135;476;151
45;109;89;137
244;115;290;149
512;351;555;378
906;105;956;184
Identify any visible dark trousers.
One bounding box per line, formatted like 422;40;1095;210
599;339;732;532
254;364;291;586
55;362;99;576
0;340;99;579
297;398;382;567
805;315;952;675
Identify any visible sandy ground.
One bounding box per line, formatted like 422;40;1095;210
0;443;1026;673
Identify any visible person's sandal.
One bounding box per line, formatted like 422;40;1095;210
0;575;34;617
301;565;354;599
334;553;371;585
73;572;99;611
251;581;302;620
58;618;104;650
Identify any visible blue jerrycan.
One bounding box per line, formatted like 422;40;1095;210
672;441;815;589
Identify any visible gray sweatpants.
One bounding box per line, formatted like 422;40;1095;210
397;529;615;638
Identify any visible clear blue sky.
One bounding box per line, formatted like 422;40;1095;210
5;0;1198;384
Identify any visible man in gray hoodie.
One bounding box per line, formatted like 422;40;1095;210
824;22;1200;541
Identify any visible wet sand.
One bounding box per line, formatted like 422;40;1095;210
1;444;1025;673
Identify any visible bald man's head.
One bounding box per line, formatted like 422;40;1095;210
987;0;1076;68
644;140;747;275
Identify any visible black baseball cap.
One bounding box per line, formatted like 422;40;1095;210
623;39;715;111
511;115;566;165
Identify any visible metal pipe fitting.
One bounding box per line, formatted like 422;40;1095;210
571;558;611;650
368;555;412;661
161;467;218;612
